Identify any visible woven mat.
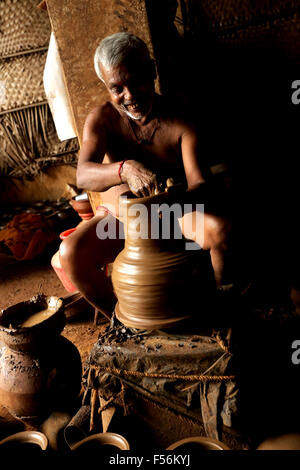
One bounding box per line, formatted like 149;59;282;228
0;0;50;57
0;52;47;112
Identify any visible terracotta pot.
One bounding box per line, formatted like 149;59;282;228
71;432;130;453
166;436;230;451
0;295;81;419
112;191;196;330
60;227;77;240
51;227;78;292
71;197;94;221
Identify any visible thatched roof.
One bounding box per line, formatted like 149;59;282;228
0;0;79;179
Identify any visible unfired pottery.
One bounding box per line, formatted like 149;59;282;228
166;436;230;450
112;191;196;330
0;295;81;419
257;433;300;450
71;432;130;452
0;431;48;451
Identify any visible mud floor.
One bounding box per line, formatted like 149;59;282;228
0;250;107;364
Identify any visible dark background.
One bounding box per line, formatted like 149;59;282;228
146;0;300;295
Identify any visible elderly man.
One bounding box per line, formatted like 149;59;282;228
60;32;232;317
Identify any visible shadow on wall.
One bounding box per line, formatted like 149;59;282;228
146;0;300;289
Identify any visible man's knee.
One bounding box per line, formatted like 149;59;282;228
59;232;83;278
208;216;231;250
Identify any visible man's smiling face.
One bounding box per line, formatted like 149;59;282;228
100;56;155;122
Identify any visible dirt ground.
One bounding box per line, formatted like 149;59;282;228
0;249;106;364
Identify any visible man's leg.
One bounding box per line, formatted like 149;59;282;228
178;210;232;287
59;213;124;316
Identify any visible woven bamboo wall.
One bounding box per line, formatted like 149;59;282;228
0;0;79;179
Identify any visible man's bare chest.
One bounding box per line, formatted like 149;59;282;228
106;117;182;166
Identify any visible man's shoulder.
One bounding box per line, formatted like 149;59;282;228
85;101;121;132
88;101;117;120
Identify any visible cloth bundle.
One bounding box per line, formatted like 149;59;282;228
0;212;58;260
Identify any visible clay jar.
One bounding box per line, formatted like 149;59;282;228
112;191;196;330
0;295;81;419
71;196;93;221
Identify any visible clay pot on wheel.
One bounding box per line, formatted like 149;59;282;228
0;295;82;419
112;191;197;330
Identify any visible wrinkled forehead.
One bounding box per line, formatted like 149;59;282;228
101;55;152;85
117;49;151;72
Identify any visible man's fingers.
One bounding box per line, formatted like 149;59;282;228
147;174;159;196
127;172;159;198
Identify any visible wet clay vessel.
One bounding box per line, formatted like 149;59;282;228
51;227;78;293
112;191;196;330
0;295;82;419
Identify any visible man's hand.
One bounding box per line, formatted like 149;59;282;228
120;160;159;197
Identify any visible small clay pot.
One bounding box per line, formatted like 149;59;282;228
71;197;94;221
166;436;230;451
0;431;48;454
71;432;130;453
0;294;65;354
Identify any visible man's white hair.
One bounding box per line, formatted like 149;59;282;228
94;32;150;82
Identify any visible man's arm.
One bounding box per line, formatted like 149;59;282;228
77;106;159;196
181;129;207;190
179;128;225;206
76;107;122;192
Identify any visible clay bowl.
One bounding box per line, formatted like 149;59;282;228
71;432;130;454
257;433;300;450
0;431;48;454
71;197;93;220
166;436;230;451
0;294;65;353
